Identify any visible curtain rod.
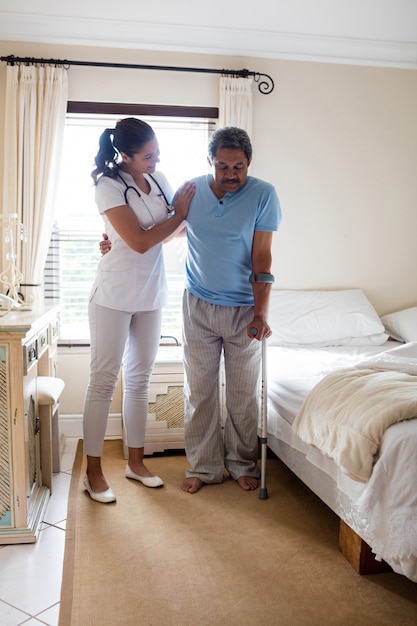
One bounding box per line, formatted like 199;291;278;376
0;54;274;95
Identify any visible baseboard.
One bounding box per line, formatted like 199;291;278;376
59;413;123;439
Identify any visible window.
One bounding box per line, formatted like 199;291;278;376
45;107;217;344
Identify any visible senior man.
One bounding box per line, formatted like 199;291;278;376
181;126;282;493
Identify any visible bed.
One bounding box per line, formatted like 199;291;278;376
263;289;417;583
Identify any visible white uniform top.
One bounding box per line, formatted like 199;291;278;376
90;170;174;312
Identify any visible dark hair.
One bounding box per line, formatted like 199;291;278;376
91;117;156;184
207;126;252;162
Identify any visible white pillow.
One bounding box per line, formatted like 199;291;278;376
381;307;417;343
268;289;388;347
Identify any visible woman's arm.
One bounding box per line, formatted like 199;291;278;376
163;221;186;243
104;180;194;254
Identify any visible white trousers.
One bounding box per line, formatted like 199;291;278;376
182;291;261;483
83;298;162;457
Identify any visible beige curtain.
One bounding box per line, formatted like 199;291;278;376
218;76;253;136
2;63;68;303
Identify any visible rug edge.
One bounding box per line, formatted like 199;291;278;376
58;438;84;626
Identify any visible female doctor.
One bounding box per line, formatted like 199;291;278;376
83;117;195;503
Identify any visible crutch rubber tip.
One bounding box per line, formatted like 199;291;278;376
259;488;269;500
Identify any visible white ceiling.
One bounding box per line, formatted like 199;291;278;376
0;0;416;68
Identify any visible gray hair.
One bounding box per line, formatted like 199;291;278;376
208;127;252;162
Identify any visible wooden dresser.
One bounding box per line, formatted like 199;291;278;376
0;304;60;543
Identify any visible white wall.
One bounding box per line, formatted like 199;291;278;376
1;41;416;432
256;58;417;313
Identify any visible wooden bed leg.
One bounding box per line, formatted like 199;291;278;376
339;520;392;575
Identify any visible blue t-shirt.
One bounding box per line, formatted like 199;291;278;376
185;174;281;306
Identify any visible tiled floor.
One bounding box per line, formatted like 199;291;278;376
0;438;79;626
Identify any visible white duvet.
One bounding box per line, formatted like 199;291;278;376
293;341;417;481
293;364;417;482
266;341;417;582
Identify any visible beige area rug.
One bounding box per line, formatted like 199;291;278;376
59;440;417;626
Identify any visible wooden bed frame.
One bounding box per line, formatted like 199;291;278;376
339;520;392;575
264;438;393;577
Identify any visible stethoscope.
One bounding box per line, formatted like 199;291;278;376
116;171;175;231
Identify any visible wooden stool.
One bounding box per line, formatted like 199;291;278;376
37;376;65;492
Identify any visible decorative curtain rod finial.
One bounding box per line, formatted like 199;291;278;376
221;67;274;94
254;73;274;95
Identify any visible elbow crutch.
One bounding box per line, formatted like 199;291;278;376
249;272;274;499
259;337;268;500
250;329;269;500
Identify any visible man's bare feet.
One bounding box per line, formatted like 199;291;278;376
237;476;259;491
181;477;204;493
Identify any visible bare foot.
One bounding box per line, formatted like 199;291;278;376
181;477;204;493
237;476;259;491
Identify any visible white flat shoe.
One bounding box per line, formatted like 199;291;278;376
83;475;116;503
125;465;164;488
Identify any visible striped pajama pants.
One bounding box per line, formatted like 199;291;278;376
182;291;262;483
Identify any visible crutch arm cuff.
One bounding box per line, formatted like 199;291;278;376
249;273;275;284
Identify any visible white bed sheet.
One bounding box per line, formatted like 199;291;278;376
267;341;400;427
263;341;417;583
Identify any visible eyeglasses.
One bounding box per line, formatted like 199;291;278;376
117;172;175;231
